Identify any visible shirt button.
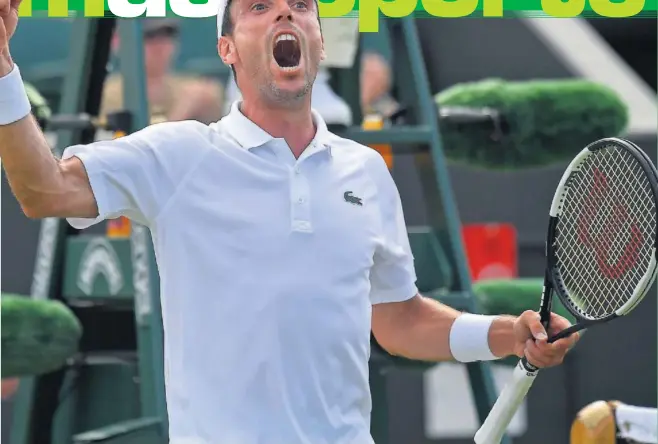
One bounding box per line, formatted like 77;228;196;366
294;167;300;174
298;197;305;204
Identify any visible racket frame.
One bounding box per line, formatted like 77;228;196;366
474;137;658;444
545;138;658;343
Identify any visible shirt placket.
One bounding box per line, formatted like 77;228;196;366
290;161;312;233
288;140;332;233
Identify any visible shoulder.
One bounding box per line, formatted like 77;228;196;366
71;120;219;167
64;120;216;159
138;120;247;160
326;133;391;177
128;120;218;148
326;134;400;210
62;121;221;202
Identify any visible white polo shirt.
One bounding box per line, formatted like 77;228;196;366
62;101;418;444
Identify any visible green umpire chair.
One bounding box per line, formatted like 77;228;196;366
9;17;509;444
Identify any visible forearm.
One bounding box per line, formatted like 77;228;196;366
0;55;69;217
486;315;517;358
374;295;517;362
0;115;66;213
377;295;457;361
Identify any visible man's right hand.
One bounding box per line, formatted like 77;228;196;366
0;0;20;76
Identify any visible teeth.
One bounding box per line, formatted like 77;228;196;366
281;66;298;71
276;33;296;43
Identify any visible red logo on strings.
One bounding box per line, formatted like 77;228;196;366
577;168;642;279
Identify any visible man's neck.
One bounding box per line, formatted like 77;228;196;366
239;99;316;158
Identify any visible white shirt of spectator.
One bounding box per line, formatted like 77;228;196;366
62;101;418;444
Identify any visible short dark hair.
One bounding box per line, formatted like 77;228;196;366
221;0;236;37
221;0;238;81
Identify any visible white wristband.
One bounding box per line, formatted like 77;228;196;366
0;64;32;126
449;313;499;362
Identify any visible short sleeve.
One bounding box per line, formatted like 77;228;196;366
368;154;418;305
62;121;209;230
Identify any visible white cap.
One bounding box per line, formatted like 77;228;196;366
216;0;229;37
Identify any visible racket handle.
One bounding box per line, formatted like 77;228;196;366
474;359;539;444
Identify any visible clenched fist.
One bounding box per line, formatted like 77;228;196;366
0;0;21;75
512;310;579;368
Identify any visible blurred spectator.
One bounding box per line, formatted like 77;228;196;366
1;379;19;400
358;24;397;117
101;19;225;125
222;18;396;125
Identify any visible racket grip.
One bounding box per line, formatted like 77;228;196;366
473;359;539;444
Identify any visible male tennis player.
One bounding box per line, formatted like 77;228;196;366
0;0;578;442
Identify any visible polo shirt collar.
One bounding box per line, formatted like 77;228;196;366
221;101;332;156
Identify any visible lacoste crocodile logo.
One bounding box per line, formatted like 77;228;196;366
344;191;363;206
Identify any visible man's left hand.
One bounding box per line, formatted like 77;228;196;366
512;310;580;368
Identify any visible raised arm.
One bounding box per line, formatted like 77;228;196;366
0;3;211;228
0;111;99;219
0;0;97;219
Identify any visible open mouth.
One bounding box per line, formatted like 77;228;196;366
273;33;301;71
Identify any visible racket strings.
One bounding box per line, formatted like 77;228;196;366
554;145;656;320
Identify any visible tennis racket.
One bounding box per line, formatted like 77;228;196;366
474;137;658;444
